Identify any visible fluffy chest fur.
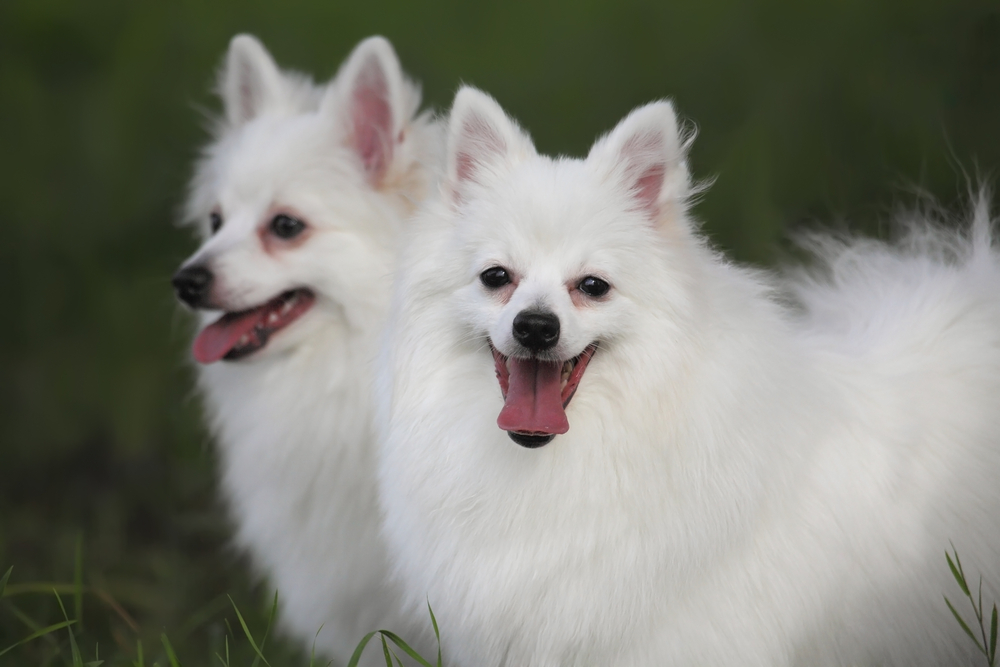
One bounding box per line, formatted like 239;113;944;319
201;326;404;655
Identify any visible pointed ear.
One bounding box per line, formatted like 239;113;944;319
589;101;690;222
330;36;413;187
220;34;284;127
445;87;535;204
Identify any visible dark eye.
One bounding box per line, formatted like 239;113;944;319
270;214;306;239
210;212;223;234
480;266;512;289
579;276;610;298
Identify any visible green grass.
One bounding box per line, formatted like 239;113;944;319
345;604;441;667
946;544;998;667
3;544;997;666
0;534;310;666
0;554;441;667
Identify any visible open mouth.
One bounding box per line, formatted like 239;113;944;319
192;289;315;364
490;342;598;448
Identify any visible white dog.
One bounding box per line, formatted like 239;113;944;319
173;35;439;662
377;86;1000;666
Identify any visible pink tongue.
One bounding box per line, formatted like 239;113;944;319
497;357;569;435
192;308;265;364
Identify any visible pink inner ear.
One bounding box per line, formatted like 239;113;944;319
351;58;393;185
621;134;666;218
455;151;477;184
634;164;666;215
238;75;256;122
235;58;264;124
451;114;507;195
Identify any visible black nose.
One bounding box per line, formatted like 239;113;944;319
172;265;214;308
512;310;560;351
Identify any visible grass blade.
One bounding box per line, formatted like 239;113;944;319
347;631;379;667
250;592;278;667
380;633;393;667
68;617;83;665
0;566;12;597
982;580;987;625
948;550;971;596
379;631;435;667
946;596;986;655
134;639;144;667
214;634;230;667
86;642;102;666
74;533;84;632
161;633;181;667
54;589;84;666
427;601;442;667
227;595;271;667
308;624;325;667
991;604;997;666
0;620;76;657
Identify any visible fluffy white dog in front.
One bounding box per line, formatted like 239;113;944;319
172;35;439;663
377;86;1000;666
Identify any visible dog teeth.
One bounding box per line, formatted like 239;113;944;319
267;312;280;325
238;334;250;346
560;359;574;390
281;301;293;315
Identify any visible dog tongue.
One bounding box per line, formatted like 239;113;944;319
192;308;264;364
497;357;569;435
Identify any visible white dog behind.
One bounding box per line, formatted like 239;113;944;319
377;86;1000;666
173;35;439;662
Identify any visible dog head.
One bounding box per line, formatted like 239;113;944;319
174;35;437;364
437;87;697;447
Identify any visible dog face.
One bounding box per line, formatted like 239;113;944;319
175;35;433;364
440;88;695;447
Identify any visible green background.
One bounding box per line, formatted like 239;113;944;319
1;0;998;663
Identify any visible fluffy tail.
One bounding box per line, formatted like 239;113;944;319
789;189;996;281
782;190;999;348
969;188;994;266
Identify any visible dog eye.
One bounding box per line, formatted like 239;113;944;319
210;212;223;234
578;276;610;298
270;214;306;239
480;266;511;289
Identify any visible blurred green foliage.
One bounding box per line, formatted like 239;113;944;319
0;0;998;663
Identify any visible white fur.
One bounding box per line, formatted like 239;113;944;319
377;86;1000;666
178;35;440;663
